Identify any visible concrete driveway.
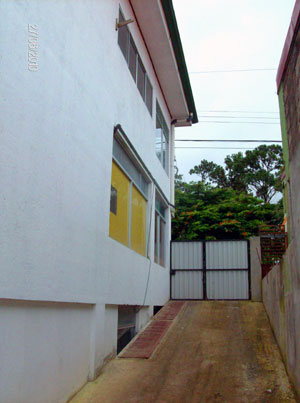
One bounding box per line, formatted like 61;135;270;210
71;302;297;403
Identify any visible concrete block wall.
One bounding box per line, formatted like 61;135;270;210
268;18;300;399
281;26;300;160
263;245;300;398
250;237;262;302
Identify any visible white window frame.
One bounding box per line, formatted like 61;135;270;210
117;7;153;116
156;101;169;174
154;191;168;267
111;131;151;252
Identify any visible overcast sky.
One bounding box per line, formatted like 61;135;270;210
173;0;296;181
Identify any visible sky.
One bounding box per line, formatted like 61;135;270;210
172;0;296;182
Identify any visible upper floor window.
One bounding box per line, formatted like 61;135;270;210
109;137;149;257
156;101;169;174
118;8;153;116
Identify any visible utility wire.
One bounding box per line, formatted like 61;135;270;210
194;121;279;125
189;68;276;74
197;110;278;114
175;139;282;143
197;115;279;119
175;147;256;150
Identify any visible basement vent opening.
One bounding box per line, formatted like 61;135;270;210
153;305;163;315
117;305;137;354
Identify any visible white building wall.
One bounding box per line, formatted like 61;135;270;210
0;0;171;305
0;0;174;401
0;301;94;403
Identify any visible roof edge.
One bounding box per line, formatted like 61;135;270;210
161;0;198;123
276;0;300;92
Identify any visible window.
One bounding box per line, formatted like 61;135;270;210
137;56;145;98
117;8;153;116
109;162;130;247
155;194;167;267
145;77;153;115
118;11;129;61
156;102;169;173
128;38;137;81
110;186;117;215
109;138;148;256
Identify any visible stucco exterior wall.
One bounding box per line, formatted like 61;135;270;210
262;249;300;398
264;20;300;398
250;237;262;302
0;0;171;305
0;0;175;401
0;301;94;403
280;22;300;397
281;25;300;162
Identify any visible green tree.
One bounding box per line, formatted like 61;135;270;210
189;145;283;202
244;144;283;203
172;181;283;241
189;160;228;187
224;152;248;193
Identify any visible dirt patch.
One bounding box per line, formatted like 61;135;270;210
71;302;298;403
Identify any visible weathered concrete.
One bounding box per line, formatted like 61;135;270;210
71;302;297;403
250;236;262;301
271;9;300;398
263;245;300;398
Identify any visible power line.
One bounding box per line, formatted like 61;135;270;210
189;68;276;74
193;121;279;125
175;147;256;150
198;115;280;120
175;139;282;143
197;110;278;114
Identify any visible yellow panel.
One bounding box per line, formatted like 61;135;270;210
131;185;147;256
109;161;130;246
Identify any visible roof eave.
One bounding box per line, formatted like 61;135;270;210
161;0;198;123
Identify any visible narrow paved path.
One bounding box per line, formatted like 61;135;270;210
72;302;297;403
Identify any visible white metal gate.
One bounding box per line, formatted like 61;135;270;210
171;240;250;300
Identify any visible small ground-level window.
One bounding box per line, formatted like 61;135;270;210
155;193;167;267
117;305;136;353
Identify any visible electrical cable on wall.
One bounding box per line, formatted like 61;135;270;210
142;186;155;306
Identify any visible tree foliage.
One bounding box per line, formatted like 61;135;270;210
189;144;283;203
173;145;284;241
172;182;283;241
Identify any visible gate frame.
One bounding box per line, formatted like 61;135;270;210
170;239;251;301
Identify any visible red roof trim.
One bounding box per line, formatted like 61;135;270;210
276;0;300;92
